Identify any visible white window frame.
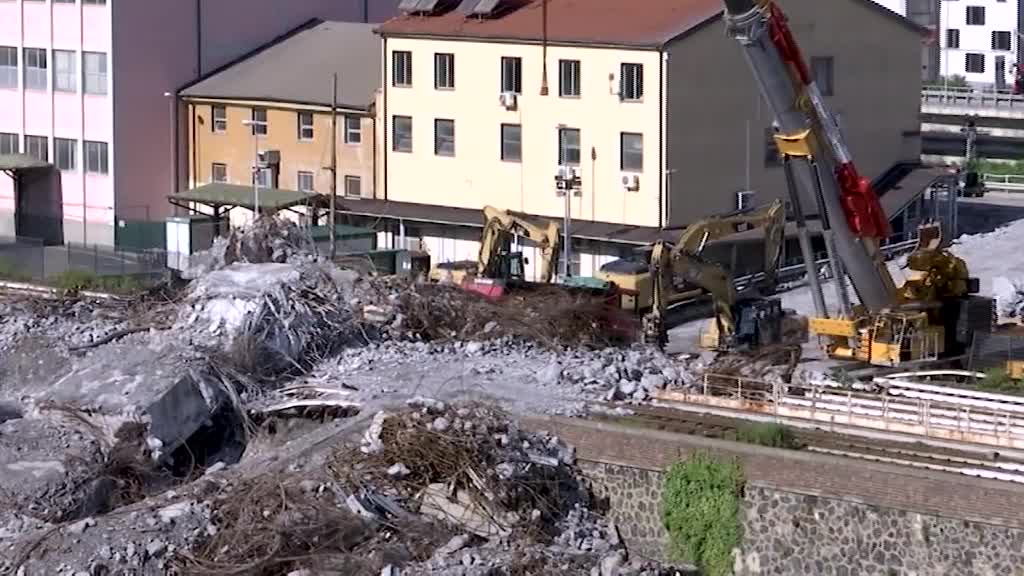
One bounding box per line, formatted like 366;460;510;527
83;51;107;95
393;115;413;153
0;47;16;89
254;167;272;188
559;59;580;98
434;118;455;157
965;5;985;26
558;127;580;167
392;50;412;87
620;132;643;172
84;140;108;174
0;132;17;155
992;31;1012;51
24;48;47;91
55;137;77;171
211;162;228;183
251;108;268;136
297;111;314;141
344;175;362;198
737;190;756;211
501;56;522;94
965;53;985;74
620;63;643;102
212;105;227;133
53;49;76;92
434;52;454;90
501;123;521;162
344;115;362;144
297;170;315;192
24;135;48;162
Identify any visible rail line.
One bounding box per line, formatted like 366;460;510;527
595;404;1024;484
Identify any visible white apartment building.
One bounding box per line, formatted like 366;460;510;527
0;0;396;247
939;0;1020;86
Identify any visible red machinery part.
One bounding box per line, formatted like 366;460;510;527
766;2;811;85
836;163;891;239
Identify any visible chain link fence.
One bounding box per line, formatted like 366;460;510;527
0;234;167;285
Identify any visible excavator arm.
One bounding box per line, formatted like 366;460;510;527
646;200;785;348
478;205;561;283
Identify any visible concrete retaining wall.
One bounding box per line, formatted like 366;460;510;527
526;417;1024;575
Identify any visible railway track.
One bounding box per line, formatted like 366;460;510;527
593;404;1024;483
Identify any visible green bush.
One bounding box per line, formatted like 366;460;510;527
978;368;1024;394
978;159;1024;176
735;423;801;449
0;258;31;282
54;269;100;292
662;452;744;576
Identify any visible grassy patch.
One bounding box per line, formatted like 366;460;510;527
0;257;32;282
979;160;1024;176
662;452;744;576
976;368;1024;395
734;423;801;450
52;270;143;295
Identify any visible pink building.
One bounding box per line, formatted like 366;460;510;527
0;0;397;246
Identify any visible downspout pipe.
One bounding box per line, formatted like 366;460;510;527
382;35;388;202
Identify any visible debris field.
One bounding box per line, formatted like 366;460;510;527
0;217;709;575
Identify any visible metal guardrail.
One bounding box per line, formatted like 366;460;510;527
655;373;1024;451
922;85;1024;109
984;174;1024;192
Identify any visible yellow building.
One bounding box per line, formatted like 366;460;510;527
179;20;382;225
366;0;929;279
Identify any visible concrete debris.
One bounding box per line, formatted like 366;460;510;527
993;276;1024;323
182;215;320;280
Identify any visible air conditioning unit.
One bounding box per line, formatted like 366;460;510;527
621;174;640;192
499;91;518;110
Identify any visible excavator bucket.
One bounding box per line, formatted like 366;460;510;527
915;221;943;252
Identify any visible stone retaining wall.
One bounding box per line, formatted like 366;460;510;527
527;416;1024;575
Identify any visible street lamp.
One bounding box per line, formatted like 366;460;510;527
241;119;261;219
554;165;582;279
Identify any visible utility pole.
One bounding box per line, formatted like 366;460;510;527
329;73;338;260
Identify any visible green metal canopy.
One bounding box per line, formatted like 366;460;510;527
169;183;328;212
0;153;50;171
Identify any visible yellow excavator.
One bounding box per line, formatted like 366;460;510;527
639;199;805;351
429;205;561;297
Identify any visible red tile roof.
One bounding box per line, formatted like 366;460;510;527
376;0;724;48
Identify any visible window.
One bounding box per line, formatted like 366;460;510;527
345;115;361;144
83;0;106;4
811;56;834;96
946;28;960;49
0;47;15;89
392;50;412;87
434;52;454;90
992;31;1012;51
23;48;47;91
966;6;985;25
254;168;272;188
53;50;76;92
84;140;108;174
297;171;315;192
212;105;227;133
501;56;522;94
620;63;643;101
211;163;227;183
250;108;267;136
54;0;76;3
501;123;521;162
765;128;781;166
0;133;17;155
297;112;314;141
24;135;47;162
965;53;985;74
434;119;455;157
558;127;580;167
620;132;643;172
393;115;412;153
54;138;76;171
737;190;755;211
559;59;580;97
344;175;362;198
83;51;106;95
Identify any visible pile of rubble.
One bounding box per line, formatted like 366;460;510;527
993;276;1024;324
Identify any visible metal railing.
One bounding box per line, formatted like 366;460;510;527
922;85;1024;109
0;236;166;283
983;174;1024;192
654;373;1024;451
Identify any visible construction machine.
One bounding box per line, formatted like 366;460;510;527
429;205;562;298
721;0;994;367
640;199;806;351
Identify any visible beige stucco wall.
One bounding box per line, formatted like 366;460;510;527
382;37;664;227
186;100;377;199
664;0;922;226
